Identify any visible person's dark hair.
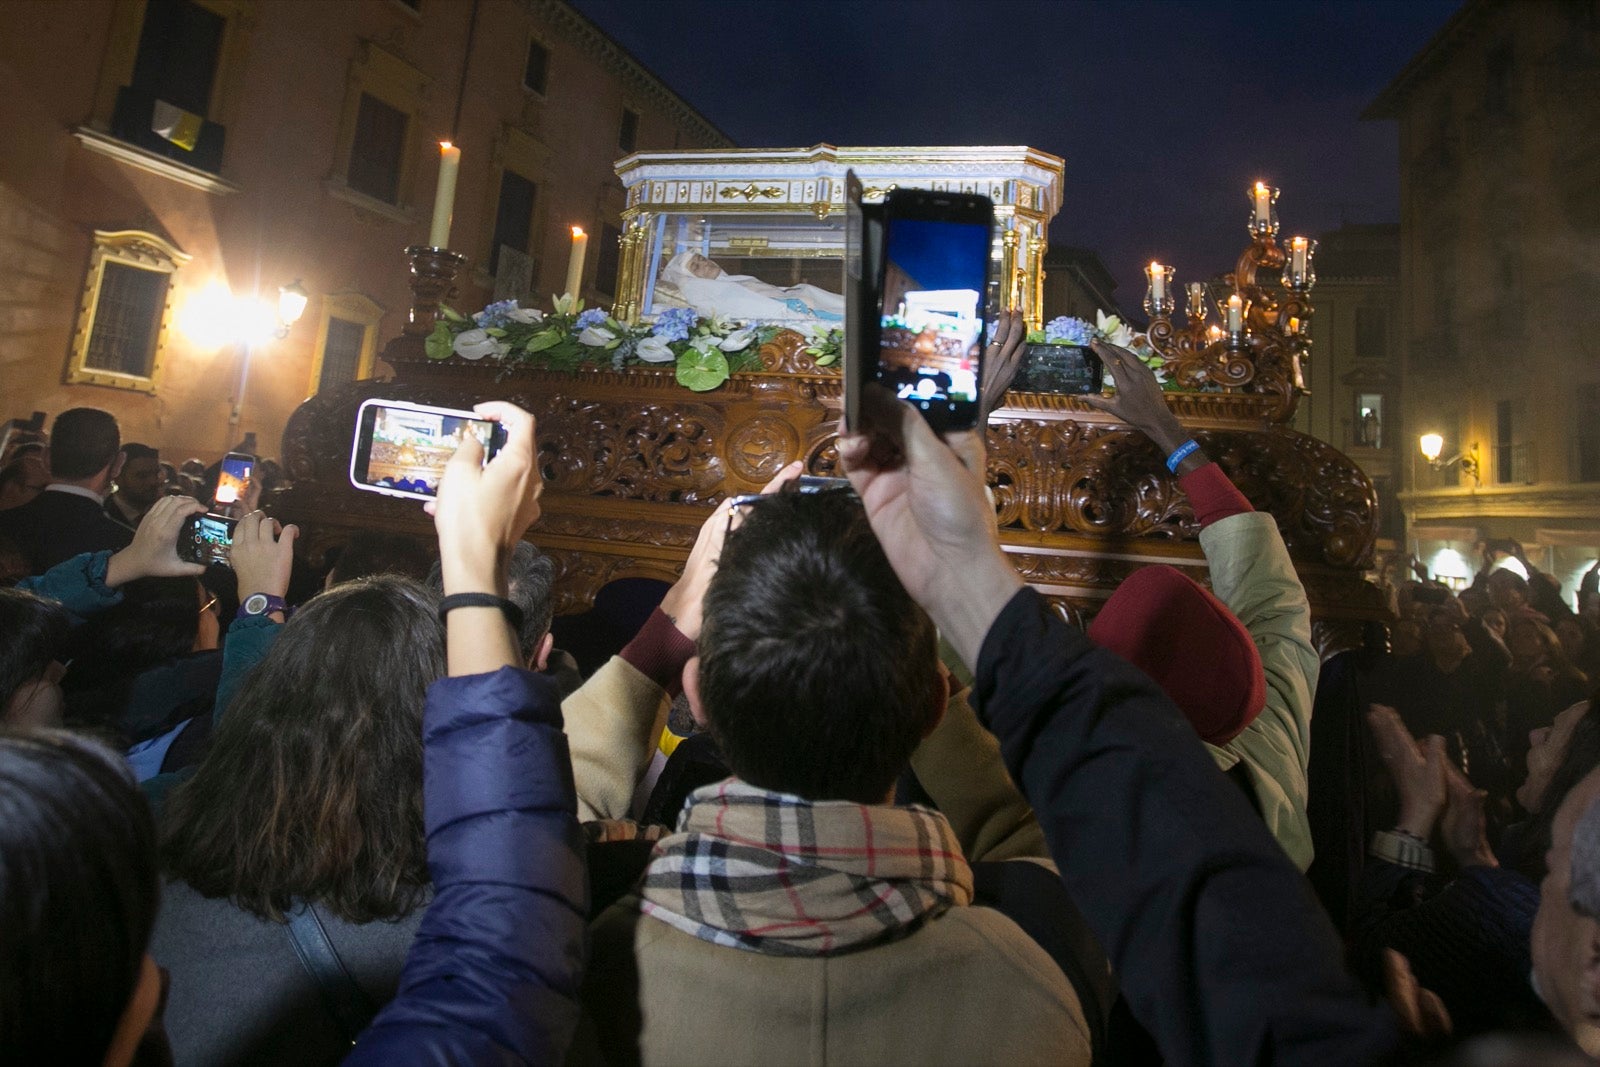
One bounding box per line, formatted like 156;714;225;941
327;532;434;586
696;490;937;804
119;442;158;464
1519;689;1600;879
64;577;202;694
0;457;38;494
0;589;71;715
47;407;120;480
1488;569;1530;603
1409;583;1452;607
425;540;555;664
0;729;160;1063
162;576;443;922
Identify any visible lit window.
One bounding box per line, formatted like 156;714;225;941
308;293;384;395
67;231;190;393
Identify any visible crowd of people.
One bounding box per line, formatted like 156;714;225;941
2;319;1599;1066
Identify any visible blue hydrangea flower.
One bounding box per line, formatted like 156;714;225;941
474;299;519;329
1044;316;1096;346
651;306;698;343
574;308;609;331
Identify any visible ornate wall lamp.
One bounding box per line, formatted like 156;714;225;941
1418;433;1481;486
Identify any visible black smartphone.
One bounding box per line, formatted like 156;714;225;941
726;474;855;510
842;169;883;433
213;451;255;510
180;513;238;567
1015;342;1106;395
349;399;508;501
874;187;994;433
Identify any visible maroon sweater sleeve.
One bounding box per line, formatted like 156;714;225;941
1179;462;1253;528
619;608;696;696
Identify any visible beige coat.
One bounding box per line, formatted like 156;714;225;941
561;655;1092;1066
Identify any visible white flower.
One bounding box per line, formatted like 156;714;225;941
506;306;544;324
635;335;676;363
453;328;499;360
717;328;755;351
577;325;616;347
1096;309;1134;348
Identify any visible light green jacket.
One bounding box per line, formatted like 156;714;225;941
1200;511;1319;871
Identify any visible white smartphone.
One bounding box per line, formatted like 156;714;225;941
348;398;507;502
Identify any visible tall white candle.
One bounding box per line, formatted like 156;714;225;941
1251;182;1271;226
1290;236;1308;275
428;142;461;249
565;227;589;298
1148;262;1167;303
1226;293;1244;333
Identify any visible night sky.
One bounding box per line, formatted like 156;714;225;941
571;0;1461;307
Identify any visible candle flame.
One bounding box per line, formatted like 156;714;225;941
1291;236;1307;250
571;226;586;238
1149;261;1163;273
440;141;453;151
1254;181;1268;196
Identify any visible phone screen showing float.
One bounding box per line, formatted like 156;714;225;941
349;400;506;501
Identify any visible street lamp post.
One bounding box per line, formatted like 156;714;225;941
228;280;309;432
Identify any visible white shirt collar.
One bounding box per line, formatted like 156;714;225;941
45;483;106;505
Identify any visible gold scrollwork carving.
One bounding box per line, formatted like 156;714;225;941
718;183;784;201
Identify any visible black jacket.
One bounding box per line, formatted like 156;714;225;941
973;587;1400;1066
0;487;131;573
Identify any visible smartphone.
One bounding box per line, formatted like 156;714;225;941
842;169;883;433
1015;342;1105;395
349;399;508;501
874;188;994;433
179;513;237;567
726;475;854;509
213;451;255;509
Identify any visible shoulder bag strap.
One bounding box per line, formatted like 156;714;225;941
283;898;378;1044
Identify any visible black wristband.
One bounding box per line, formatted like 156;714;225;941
438;592;523;632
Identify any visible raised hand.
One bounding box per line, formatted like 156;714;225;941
230;510;298;609
1368;703;1448;840
659;460;802;641
431;401;543;598
838;386;1023;671
1083;339;1189;457
104;494;208;587
1440;759;1497;869
979;308;1026;424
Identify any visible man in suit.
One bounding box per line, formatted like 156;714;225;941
0;408;133;574
104;442;163;532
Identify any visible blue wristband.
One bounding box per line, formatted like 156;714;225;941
1165;439;1201;472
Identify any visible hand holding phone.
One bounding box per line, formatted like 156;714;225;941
350;399;509;502
229;511;298;604
105;495;208;587
178;513;239;568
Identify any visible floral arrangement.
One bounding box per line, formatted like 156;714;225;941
425;294;842;392
1026;310;1174;390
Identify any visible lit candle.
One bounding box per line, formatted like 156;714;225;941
1287;315;1301;335
1147;262;1167;303
1251;182;1271;227
1226;293;1244;333
427;142;461;249
1290;236;1308;275
564;226;589;298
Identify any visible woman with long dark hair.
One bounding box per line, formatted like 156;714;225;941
0;729;163;1064
151;571;444;1064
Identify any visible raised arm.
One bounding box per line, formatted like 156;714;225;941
349;400;586;1066
16;496;206;616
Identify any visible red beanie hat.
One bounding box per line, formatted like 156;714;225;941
1087;565;1267;745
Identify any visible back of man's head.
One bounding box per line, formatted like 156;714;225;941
47;409;120;481
696;490;937;805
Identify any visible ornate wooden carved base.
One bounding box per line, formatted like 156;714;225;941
274;350;1391;647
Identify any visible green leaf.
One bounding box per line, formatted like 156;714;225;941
524;330;562;353
425;322;454;360
484;327;507;338
675;347;730;392
439;305;467;324
813;352;838;366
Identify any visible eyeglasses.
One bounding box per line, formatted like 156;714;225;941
199;592;219;616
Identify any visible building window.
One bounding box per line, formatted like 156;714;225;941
1354;307;1388;361
595;223;623;297
347;92;408;204
1579;383;1600;482
491;171;538;276
524;39;549;94
131;0;224;116
331;43;428;212
1354;394;1383;449
307;292;383;395
67;230;190;394
619;108;639;154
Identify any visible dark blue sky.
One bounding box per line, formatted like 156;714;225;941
572;0;1460;306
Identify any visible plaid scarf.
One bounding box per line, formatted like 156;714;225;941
637;779;973;957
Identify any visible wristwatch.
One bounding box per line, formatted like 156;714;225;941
237;593;287;620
